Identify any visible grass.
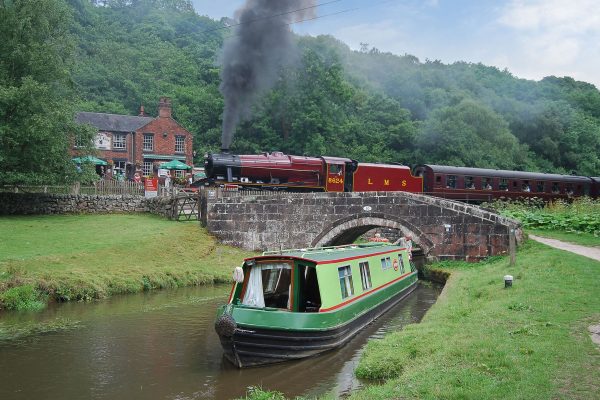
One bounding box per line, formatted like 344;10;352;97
0;214;255;310
527;229;600;247
350;239;600;399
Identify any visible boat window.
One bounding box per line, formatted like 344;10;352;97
338;265;354;299
380;257;392;271
446;175;456;189
398;255;405;274
359;262;372;290
242;263;291;309
536;181;546;192
499;178;508;191
464;176;475;189
298;265;321;312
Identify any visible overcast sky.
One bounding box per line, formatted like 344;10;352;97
192;0;600;89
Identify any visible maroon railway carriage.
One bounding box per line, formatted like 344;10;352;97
414;164;594;202
204;152;423;193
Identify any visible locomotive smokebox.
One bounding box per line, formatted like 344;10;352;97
205;152;241;180
221;148;230;154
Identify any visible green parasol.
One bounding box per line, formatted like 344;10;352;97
72;156;108;166
159;159;192;170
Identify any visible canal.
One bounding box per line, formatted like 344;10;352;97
0;282;441;400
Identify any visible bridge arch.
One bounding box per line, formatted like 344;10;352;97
310;213;434;256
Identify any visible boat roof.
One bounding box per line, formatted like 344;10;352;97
246;243;405;264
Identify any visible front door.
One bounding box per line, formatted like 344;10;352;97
326;163;345;192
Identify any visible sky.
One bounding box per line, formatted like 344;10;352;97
192;0;600;89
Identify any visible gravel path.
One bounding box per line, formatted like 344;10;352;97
529;235;600;262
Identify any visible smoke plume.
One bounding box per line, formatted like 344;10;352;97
219;0;317;150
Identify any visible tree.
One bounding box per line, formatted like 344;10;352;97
0;0;95;185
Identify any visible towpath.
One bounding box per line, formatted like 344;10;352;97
529;235;600;262
529;234;600;349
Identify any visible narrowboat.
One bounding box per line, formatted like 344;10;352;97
214;242;418;368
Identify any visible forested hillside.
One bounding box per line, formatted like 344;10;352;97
68;0;600;176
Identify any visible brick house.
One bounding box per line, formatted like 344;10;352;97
75;97;193;178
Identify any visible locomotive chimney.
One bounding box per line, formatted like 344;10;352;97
221;148;230;154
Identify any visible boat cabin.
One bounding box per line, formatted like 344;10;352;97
228;243;415;313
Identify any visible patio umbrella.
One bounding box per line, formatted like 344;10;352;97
159;160;192;170
72;156;107;166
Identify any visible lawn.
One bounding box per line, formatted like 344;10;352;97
0;214;254;309
351;240;600;399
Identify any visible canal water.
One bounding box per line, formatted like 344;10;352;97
0;282;441;400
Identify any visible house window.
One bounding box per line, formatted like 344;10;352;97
143;161;152;176
143;134;154;151
175;136;185;153
174;169;184;178
446;175;456;189
338;265;354;299
380;256;392;271
114;160;126;173
113;134;126;149
359;262;372;290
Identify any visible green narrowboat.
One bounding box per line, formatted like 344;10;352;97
214;242;418;368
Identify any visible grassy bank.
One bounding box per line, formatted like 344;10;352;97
351;239;600;399
527;229;600;247
0;214;254;311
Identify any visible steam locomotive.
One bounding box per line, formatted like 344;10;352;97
203;151;600;202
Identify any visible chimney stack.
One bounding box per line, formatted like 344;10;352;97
139;104;146;116
158;97;172;118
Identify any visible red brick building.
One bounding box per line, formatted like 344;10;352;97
75;97;193;178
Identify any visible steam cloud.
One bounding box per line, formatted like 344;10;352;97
219;0;317;150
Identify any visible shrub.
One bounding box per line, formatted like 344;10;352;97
0;285;46;311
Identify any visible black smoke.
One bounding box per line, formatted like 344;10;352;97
219;0;317;150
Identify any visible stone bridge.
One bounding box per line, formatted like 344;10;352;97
200;190;521;261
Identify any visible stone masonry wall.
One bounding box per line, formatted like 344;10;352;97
202;190;521;262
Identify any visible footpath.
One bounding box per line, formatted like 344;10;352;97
529;234;600;348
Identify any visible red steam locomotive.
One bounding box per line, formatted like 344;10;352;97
203;152;600;201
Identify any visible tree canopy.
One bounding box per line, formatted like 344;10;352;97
2;0;600;184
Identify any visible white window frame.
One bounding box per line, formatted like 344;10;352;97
380;256;392;271
175;135;185;153
174;169;184;178
143;134;154;151
143;161;152;176
113;134;126;150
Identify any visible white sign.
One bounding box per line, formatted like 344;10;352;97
363;206;372;211
95;132;111;150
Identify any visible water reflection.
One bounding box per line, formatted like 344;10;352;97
0;283;441;400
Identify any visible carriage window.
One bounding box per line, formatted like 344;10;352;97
446;175;456;189
513;181;518;189
359;262;372;290
338;265;354;299
482;177;493;190
499;179;508;191
329;164;342;174
552;182;560;194
565;184;574;195
465;176;475;189
522;180;531;192
435;175;442;185
380;257;392;271
536;181;546;192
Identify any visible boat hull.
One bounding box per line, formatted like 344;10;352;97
216;276;418;368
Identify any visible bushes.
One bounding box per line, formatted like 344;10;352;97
0;285;46;311
484;197;600;236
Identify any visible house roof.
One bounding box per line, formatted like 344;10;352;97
76;112;154;132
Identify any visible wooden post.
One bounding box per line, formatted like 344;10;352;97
509;226;516;266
